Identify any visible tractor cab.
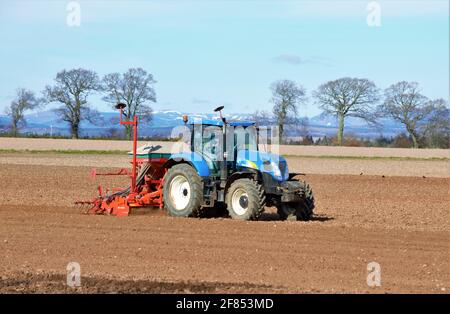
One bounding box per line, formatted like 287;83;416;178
187;119;259;176
184;114;289;184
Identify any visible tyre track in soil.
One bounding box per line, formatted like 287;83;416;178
0;163;449;293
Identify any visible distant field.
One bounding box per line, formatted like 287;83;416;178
1;137;449;159
0;153;449;178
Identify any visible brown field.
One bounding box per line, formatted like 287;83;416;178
0;151;449;293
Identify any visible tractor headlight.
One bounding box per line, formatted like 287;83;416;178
270;161;282;179
262;160;282;180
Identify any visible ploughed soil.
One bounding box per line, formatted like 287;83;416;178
0;162;449;293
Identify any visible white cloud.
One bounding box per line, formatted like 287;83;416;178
272;54;304;65
192;98;212;104
272;54;333;67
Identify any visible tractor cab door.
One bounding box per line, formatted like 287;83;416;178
192;125;222;176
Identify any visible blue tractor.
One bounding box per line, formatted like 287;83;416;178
162;106;315;221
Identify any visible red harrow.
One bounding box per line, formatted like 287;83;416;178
75;103;167;216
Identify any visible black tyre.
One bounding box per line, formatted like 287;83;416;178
163;164;203;217
278;181;315;221
225;179;265;221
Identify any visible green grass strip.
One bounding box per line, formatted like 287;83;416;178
283;154;450;161
0;149;127;155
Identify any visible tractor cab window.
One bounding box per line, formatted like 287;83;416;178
192;124;203;153
202;128;220;157
191;124;222;173
192;125;222;156
233;126;257;151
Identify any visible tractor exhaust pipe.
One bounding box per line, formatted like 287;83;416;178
214;106;227;188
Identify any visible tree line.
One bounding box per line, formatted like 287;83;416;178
3;68;156;139
260;78;449;148
2;69;449;148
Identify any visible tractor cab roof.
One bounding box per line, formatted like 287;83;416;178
188;119;255;127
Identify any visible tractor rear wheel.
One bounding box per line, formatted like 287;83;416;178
225;179;265;221
278;181;315;221
163;164;203;217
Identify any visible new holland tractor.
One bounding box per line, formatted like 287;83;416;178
78;104;315;221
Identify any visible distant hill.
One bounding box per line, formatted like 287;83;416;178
0;110;405;138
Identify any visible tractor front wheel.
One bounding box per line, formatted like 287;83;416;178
277;181;315;221
163;164;203;217
225;179;265;221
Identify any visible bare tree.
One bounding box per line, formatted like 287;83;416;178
379;81;434;148
5;88;40;136
44;69;101;139
252;110;271;126
298;117;310;139
105;126;124;139
421;99;450;148
313;77;380;146
102;68;156;139
270;80;306;143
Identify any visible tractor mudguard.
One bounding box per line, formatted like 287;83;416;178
165;152;210;177
224;169;259;191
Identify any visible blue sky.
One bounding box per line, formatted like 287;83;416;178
0;0;448;116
